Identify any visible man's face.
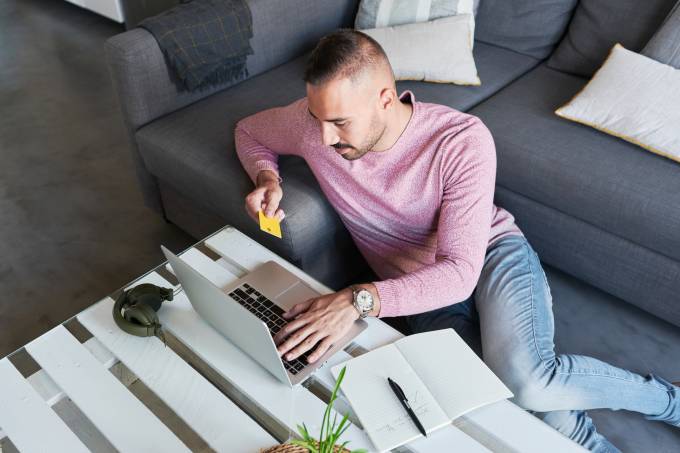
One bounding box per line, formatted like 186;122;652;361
306;76;387;161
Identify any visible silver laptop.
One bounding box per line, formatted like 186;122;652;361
161;245;368;386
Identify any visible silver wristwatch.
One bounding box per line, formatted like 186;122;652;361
351;286;374;318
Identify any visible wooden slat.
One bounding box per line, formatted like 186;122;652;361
26;365;63;407
25;325;190;453
23;337;118;408
460;401;588;452
0;358;89;453
206;227;588;452
78;296;277;453
148;250;375;451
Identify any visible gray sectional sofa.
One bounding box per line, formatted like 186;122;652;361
106;0;680;450
107;0;680;326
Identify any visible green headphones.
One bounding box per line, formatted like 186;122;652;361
113;283;174;344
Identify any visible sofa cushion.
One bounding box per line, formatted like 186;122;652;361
469;63;680;262
396;41;540;111
136;41;541;192
363;15;480;85
355;0;476;35
643;1;680;69
547;0;677;77
555;44;680;164
474;0;578;59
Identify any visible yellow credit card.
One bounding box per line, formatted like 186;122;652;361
258;210;282;239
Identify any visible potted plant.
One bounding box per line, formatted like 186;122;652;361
261;365;367;453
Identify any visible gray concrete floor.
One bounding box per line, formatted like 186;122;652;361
0;0;194;358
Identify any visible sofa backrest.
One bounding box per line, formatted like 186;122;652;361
246;0;360;80
106;0;360;133
546;0;678;77
474;0;579;60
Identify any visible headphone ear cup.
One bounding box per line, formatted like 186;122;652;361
112;284;171;338
124;303;159;337
113;291;133;333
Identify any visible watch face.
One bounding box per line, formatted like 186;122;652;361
357;290;373;310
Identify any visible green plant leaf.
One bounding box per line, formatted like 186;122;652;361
329;422;351;447
320;394;332;448
327;417;348;448
304;365;368;453
333;412;350;437
328;411;338;444
297;422;314;443
327;411;350;447
322;365;348;451
289;438;319;453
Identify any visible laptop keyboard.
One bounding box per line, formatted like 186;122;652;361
228;283;312;375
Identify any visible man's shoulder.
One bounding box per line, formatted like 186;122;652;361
237;96;314;132
418;101;491;146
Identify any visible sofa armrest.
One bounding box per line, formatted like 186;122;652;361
170;156;372;290
106;0;358;213
106;0;359;133
274;160;373;291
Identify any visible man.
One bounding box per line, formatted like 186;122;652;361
234;29;679;452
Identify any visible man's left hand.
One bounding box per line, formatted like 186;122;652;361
274;287;359;364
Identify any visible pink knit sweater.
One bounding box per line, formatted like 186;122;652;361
234;90;524;317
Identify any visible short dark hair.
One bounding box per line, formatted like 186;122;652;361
303;29;393;86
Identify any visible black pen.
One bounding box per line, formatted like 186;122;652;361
387;377;427;437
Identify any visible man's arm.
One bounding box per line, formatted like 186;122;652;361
273;120;497;363
235;98;308;219
374;119;497;318
274;282;381;363
234;97;308;184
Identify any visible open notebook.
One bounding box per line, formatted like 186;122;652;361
330;328;512;452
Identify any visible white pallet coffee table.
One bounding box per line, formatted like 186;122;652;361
0;225;587;452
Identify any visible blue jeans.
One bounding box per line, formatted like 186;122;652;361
403;235;680;453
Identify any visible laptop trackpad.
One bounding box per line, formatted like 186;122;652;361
276;282;320;311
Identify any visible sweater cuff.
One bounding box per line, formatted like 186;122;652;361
373;280;401;318
252;160;281;184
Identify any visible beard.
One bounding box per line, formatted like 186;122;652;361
333;113;386;161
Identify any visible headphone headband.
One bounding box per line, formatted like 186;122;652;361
112;284;174;341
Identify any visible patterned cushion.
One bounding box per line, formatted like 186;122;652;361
355;0;476;46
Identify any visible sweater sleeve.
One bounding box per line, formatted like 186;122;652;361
234;97;308;184
373;119;497;317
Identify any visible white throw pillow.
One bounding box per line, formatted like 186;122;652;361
556;43;680;163
362;15;480;86
355;0;477;46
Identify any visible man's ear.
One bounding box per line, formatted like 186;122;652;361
377;86;397;111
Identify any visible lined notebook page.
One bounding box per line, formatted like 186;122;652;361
331;343;449;452
395;328;513;420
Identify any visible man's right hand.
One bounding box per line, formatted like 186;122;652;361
245;170;285;223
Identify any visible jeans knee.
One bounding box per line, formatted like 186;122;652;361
498;360;558;412
512;378;553;412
